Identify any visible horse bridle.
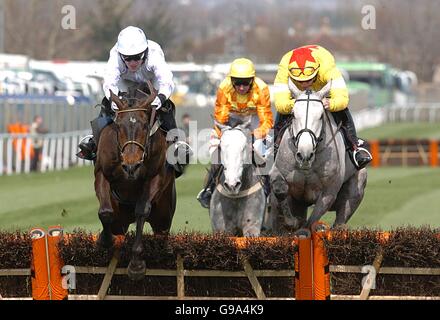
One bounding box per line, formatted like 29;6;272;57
289;91;325;151
115;107;157;162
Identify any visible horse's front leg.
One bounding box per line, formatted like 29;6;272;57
128;175;163;281
271;171;300;230
127;195;151;281
95;170;116;249
305;193;337;229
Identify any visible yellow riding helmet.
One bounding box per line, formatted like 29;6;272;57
288;45;320;82
229;58;256;78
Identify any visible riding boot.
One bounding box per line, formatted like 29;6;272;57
77;97;114;161
332;108;372;169
197;163;222;209
158;100;193;177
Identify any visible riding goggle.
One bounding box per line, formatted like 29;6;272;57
289;66;319;77
232;78;253;87
121;52;145;62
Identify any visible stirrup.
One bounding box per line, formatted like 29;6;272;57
197;188;212;209
353;147;372;169
79;134;94;146
174;140;193;156
77;134;96;160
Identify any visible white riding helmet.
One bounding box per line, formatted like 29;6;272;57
117;26;148;56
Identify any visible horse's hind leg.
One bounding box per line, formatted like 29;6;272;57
333;169;367;226
95;170;116;249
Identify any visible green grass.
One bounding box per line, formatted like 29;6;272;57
0;164;439;232
358;122;440;140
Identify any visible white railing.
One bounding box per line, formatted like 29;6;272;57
354;103;440;131
0;130;92;176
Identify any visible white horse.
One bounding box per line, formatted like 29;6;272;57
209;118;266;236
268;80;367;232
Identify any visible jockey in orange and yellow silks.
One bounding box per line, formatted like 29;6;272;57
273;45;372;170
197;58;274;209
214;73;273;140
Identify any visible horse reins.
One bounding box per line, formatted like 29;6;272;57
290;91;324;151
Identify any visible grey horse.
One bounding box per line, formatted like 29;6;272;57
268;80;367;232
209;118;267;236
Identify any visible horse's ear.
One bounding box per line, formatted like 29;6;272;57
214;120;231;132
138;81;157;108
238;116;252;131
109;89;126;110
288;78;303;99
316;80;332;100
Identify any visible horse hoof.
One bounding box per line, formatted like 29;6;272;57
333;223;349;230
284;216;300;229
97;233;115;249
128;260;146;281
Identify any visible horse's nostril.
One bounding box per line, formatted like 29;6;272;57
234;182;241;190
309;152;314;161
296;152;303;161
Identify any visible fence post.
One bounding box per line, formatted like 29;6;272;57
311;222;331;300
47;226;68;300
294;228;313;300
429;140;439;167
369;140;380;167
30;228;50;300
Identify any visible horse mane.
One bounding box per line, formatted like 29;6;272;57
121;82;154;107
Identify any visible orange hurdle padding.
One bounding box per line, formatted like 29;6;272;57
294;228;313;300
230;237;279;249
369;140;380;167
30;228;50;300
429;140;439;167
311;222;331;300
47;226;68;300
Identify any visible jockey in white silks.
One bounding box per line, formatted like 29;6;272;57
77;26;192;175
197;58;274;208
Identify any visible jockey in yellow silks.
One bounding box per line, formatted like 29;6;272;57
273;45;372;169
197;58;274;208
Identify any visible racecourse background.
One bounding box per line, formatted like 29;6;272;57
1;122;439;233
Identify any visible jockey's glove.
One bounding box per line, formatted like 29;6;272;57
153;93;168;111
265;134;273;144
111;101;119;111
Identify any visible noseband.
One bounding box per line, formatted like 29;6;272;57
289;91;324;151
116;107;156;162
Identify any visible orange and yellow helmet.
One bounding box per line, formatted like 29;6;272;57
288;45;320;82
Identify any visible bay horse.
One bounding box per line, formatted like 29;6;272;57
210;118;267;236
268;79;367;233
94;81;176;280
